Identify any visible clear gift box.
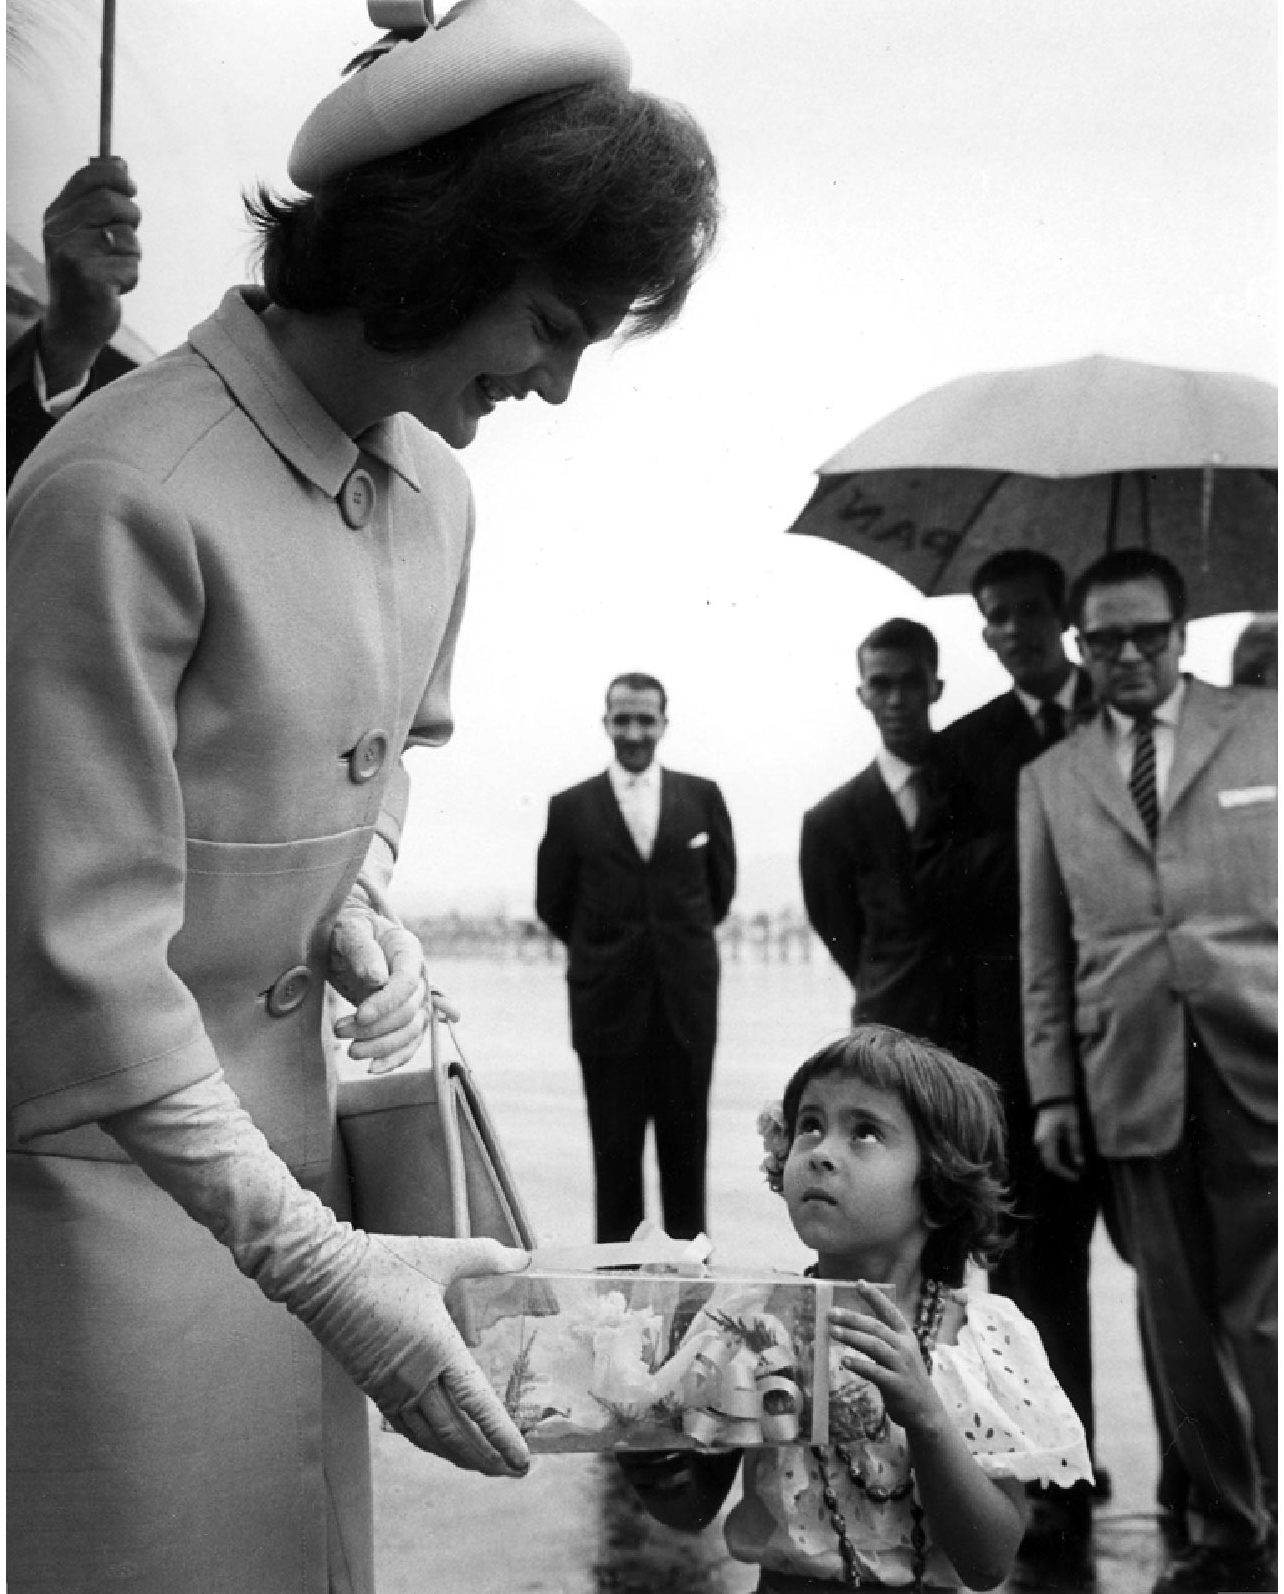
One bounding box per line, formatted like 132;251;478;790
451;1266;891;1453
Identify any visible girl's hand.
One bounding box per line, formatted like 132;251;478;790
828;1280;942;1434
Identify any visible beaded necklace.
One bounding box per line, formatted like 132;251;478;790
806;1271;947;1593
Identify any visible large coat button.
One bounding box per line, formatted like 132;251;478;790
348;729;390;784
267;964;312;1016
340;469;376;529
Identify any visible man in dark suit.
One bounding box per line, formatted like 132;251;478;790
536;673;736;1243
913;550;1107;1559
800;617;962;1048
1022;549;1276;1594
8;157;141;485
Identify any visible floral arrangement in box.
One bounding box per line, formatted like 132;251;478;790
457;1272;889;1453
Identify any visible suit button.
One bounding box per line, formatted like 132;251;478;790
340;469;376;529
348;729;390;784
267;964;311;1016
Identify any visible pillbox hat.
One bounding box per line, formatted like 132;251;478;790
288;0;632;192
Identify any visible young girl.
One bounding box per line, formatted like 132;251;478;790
620;1023;1092;1592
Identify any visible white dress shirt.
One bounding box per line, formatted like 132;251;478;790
875;747;924;831
1104;678;1186;803
609;759;662;859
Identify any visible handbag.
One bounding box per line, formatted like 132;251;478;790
336;997;536;1248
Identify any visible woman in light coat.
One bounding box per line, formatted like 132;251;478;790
6;3;719;1589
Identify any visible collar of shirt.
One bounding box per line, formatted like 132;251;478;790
1015;667;1082;726
874;746;921;798
876;747;927;829
1104;677;1186;798
608;760;662;798
1104;677;1185;740
187;287;424;497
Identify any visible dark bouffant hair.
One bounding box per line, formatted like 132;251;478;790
781;1024;1011;1287
245;82;720;352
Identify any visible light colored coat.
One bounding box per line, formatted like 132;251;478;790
1018;677;1276;1159
7;288;474;1592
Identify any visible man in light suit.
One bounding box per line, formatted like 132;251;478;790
536;673;736;1243
1021;549;1277;1594
800;617;963;1049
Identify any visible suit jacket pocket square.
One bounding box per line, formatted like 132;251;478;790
1217;785;1277;809
688;832;710;848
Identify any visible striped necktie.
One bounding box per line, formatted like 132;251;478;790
1128;717;1159;842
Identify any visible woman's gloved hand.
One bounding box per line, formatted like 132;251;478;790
328;836;462;1073
102;1072;531;1476
328;886;431;1073
302;1229;531;1471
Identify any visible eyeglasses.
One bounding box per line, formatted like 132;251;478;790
1078;621;1176;661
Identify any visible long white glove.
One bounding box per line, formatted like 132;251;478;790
102;1071;531;1477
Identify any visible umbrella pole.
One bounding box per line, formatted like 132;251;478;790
1137;470;1152;550
1199;463;1217;572
98;0;116;159
1105;472;1122;551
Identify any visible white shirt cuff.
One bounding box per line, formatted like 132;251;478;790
32;343;92;417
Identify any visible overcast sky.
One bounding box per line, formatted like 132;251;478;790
8;0;1277;914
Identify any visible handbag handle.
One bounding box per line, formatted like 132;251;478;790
428;993;540;1250
355;859;537;1246
427;992;473;1239
356;871;475;1239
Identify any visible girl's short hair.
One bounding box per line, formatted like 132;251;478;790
245;81;719;352
781;1025;1011;1287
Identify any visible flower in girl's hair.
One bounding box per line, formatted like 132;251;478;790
757;1101;790;1195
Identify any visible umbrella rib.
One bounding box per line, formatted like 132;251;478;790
923;472;1009;595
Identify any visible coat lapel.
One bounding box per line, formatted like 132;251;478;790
1164;679;1238;821
649;769;677;861
859;763;908;845
999;693;1044;764
1074;712;1152;847
593;770;642;859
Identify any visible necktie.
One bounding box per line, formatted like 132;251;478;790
620;776;654;859
900;769;923;831
1038;700;1067;745
1129;718;1159;842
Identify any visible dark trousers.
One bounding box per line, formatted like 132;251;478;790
990;1097;1103;1462
1107;1023;1277;1550
577;1001;714;1244
965;957;1103;1469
